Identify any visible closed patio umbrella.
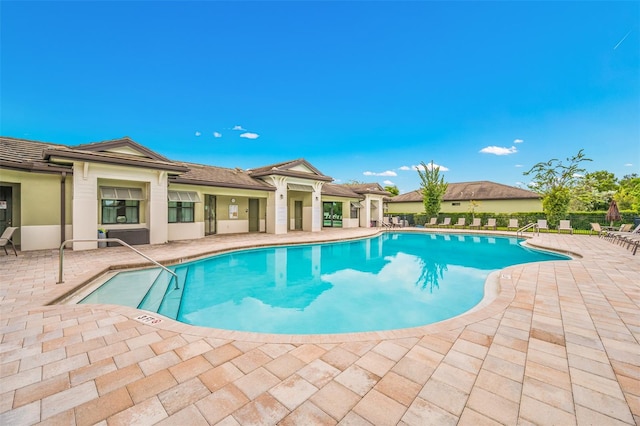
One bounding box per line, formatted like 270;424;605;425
606;199;621;227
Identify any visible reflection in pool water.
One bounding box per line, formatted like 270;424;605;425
80;232;569;334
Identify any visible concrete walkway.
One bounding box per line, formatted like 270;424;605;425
1;228;638;425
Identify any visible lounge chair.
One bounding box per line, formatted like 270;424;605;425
507;219;519;231
392;216;403;228
537;219;549;233
484;218;497;230
426;217;438;227
590;223;605;237
469;218;482;229
453;217;466;228
558;220;573;234
382;217;392;228
438;217;451;227
607;223;640;244
621;234;640;255
0;227;18;256
605;224;632;240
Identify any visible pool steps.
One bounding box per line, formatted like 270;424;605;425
79;265;188;318
157;266;188;319
138;270;175;312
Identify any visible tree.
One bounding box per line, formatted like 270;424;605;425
523;149;592;226
384;185;400;196
616;174;640;212
570;171;618;211
417;161;448;217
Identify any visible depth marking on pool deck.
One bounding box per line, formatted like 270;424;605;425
134;314;163;325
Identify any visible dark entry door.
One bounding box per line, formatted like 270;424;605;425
248;198;259;232
204;195;216;235
0;186;12;235
294;201;303;230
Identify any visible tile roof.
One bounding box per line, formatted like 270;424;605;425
321;183;363;198
0;137;72;173
248;159;333;182
389;181;541;202
171;162;275;191
343;183;391;196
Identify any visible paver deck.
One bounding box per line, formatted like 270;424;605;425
1;228;638;425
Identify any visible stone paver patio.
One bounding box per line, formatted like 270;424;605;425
1;228;638;425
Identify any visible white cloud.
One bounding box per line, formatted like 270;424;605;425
363;170;397;177
515;181;525;187
515;164;523;168
479;146;518;155
624;163;633;167
213;132;222;138
383;180;394;185
399;166;412;171
195;131;201;137
513;138;524;144
232;125;246;131
573;173;584;178
240;132;259;140
412;163;449;172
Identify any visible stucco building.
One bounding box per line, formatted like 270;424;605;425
386;181;542;215
0;136;390;251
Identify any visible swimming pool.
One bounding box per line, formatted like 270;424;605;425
78;232;569;334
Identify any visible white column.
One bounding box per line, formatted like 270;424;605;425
265;176;288;234
148;172;168;245
72;162;99;250
311;182;324;232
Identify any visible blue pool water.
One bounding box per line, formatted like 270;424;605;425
80;232;569;334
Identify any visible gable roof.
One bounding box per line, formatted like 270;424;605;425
42;136;188;173
389;181;541;202
248;159;333;182
73;137;173;162
343;183;391;197
170;163;275;191
1;137;336;192
321;183;363;198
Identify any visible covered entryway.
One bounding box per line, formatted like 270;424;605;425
294;200;303;230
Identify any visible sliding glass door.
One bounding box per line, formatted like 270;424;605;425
322;202;342;228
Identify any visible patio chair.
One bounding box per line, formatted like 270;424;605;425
0;227;18;256
621;234;640;255
392;216;403;228
453;217;466;228
590;223;605;237
537;219;549;233
426;217;438;227
607;223;640;244
469;218;482;229
438;217;451;227
484;218;497;230
507;218;519;231
558;220;573;234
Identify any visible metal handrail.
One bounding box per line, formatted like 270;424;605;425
516;222;537;237
58;238;178;284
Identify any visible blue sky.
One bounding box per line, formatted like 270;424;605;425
2;1;639;194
